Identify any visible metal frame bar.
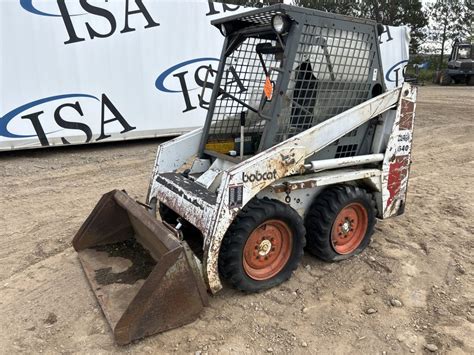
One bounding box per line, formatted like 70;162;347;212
258;17;303;151
198;37;229;156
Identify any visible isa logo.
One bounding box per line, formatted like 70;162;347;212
0;94;135;146
20;0;244;45
385;60;409;86
155;57;248;114
155;58;220;113
20;0;160;45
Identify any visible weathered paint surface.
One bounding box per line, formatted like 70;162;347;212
381;83;417;218
153;173;217;234
147;128;203;204
386;155;410;209
259;168;382;218
271;168;382;194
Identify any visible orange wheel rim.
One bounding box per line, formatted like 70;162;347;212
243;219;293;281
331;203;368;255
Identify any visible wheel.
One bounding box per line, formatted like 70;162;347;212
218;198;306;293
468;76;474;86
439;71;452;86
305;185;376;262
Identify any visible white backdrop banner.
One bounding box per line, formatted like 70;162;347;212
0;0;409;151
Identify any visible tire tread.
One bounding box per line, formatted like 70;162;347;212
305;185;376;262
219;198;306;293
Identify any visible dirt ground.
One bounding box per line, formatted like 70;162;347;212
0;86;473;354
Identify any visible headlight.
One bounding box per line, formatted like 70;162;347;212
220;23;228;37
272;14;290;34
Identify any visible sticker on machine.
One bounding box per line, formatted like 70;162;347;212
395;130;412;156
229;184;244;208
372;68;378;81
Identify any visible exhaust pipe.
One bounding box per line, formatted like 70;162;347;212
73;190;208;345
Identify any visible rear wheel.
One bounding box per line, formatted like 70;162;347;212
468;76;474;86
440;71;452;86
219;198;305;292
305;185;376;262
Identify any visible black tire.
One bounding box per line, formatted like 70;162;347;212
305;185;376;262
218;198;306;293
439;71;452;86
468;76;474;86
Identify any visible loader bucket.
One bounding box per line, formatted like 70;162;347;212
73;190;208;345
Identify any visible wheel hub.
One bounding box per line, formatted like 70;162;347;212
243;219;293;281
341;220;351;234
257;239;272;256
331;203;368;255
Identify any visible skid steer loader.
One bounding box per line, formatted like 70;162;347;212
73;4;417;345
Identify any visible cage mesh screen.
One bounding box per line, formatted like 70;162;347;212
207;37;280;143
238;10;279;26
275;24;377;143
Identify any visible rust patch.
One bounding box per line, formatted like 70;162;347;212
399;99;414;130
273;180;316;193
386;156;409;208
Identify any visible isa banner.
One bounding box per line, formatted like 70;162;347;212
0;0;409;151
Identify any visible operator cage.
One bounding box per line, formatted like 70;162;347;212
200;4;386;160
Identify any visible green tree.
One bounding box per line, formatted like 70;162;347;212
359;1;427;54
426;0;472;69
291;0;357;16
292;0;428;54
219;0;429;53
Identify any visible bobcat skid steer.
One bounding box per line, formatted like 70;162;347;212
73;4;417;345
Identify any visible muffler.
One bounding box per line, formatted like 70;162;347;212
73;190;208;345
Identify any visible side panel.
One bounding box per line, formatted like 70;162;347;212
146;128;203;203
381;84;417;218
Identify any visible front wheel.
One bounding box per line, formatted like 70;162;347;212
218;198;306;293
305;185;376;262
